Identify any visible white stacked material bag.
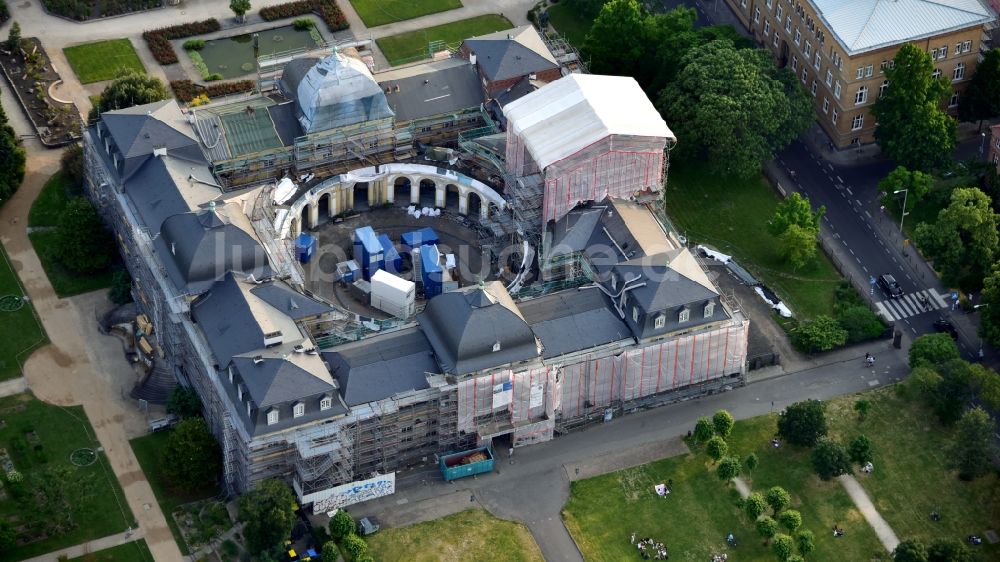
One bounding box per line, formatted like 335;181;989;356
371;270;416;318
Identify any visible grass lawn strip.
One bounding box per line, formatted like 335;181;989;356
0;244;47;382
63;39;146;84
349;0;462;28
663;163;843;320
0;394;136;562
28;171;74;228
365;508;543;562
376;14;512;66
28;230;115;297
545;3;593;47
129;431;222;555
69;539;153;561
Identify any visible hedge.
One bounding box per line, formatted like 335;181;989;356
142;18;221;65
43;0;160;21
170;79;256;102
259;0;347;32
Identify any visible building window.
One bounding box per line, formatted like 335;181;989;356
856;66;864;79
851;114;864;131
791;55;798;71
704;301;715;318
320;396;332;411
932;68;942;79
763;21;770;36
940;45;948;58
794;28;801;45
931;48;939;60
962;40;972;53
740;0;747;7
801;68;808;84
785;16;791;32
804;41;812;58
776;5;783;20
865;64;873;77
954;62;965;81
825;69;833;86
753;7;760;22
654;315;666;330
811;80;817;96
678;308;690;323
766;0;772;7
822;96;829;114
632;307;639;323
293;402;305;418
267;409;279;425
834;81;842;99
879;80;889;98
955;42;962;56
880;60;894;72
832;108;839;124
773;33;779;48
949;92;960;107
994;154;999;165
814;52;821;70
854;86;868;105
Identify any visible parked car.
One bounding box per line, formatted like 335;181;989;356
877;274;903;299
933;318;958;339
357;516;380;536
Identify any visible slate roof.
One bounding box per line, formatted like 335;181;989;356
280;57;321;96
417;286;539;375
191;273;265;368
250;283;335;320
519;288;633;358
323;328;435;406
380;63;483;123
463;25;558;83
100;100;206;181
232;355;337;408
613;257;720;313
810;0;994;56
121;156;203;234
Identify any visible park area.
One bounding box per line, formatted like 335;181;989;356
376;14;512;66
0;393;136;561
562;387;1000;561
63;39;146;84
350;0;461;28
0;244;46;382
545;3;592;46
68;539;153;561
366;508;543;562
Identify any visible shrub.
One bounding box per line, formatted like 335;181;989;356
188;51;211;80
811;439;852;481
259;0;347;32
207;72;224;81
342;534;368;559
848;434;874;465
777;399;828;446
838;305;885;344
142;19;221;65
292;17;314;30
169;79;255;102
183;39;205;51
791;315;848;353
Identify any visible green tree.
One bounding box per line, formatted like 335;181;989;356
343;534;368;560
908;333;961;369
768;192;824;237
693;416;715;444
871;44;956;172
56;197;114;273
637;7;700;94
321;541;339;562
706;435;728;463
0;102;25;206
796;530;815;557
778;510;801;533
109;269;133;305
779;223;819;270
712;409;735;439
849;434;874;465
329;509;355;542
948;406;994;480
92;68;169;121
658;39;812;178
791;315;848;353
879;166;934;212
60;143;85;190
756;515;778;544
230;0;251;22
914;187;999;287
777;399;828;446
744;452;758;476
894;539;929;562
166;385;202;419
744;492;767;520
931;359;977;425
765;486;790;515
238;479;296;554
161;418;221;492
853;399;872;421
959;49;1000;127
717;456;741;481
811;439;852;481
6;21;19;51
582;0;645;78
0;519;14;552
563;0;607;19
772;533;794;561
927;538;973;562
979;260;1000;347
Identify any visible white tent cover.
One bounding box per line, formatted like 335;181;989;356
502;74;675;170
296;51;394;134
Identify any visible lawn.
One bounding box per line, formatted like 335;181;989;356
130;430;222;555
28;171;75;228
69;539;153;561
350;0;462;28
28;230;115;297
366;508;543;562
663;162;843;320
0;393;136;561
63;39;146;84
376;14;512;66
546;3;593;47
0;243;47;382
563;413;885;562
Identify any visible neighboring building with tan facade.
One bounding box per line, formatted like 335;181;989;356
990;123;1000;173
725;0;996;148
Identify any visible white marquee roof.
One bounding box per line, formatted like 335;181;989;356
811;0;994;56
502;74;674;170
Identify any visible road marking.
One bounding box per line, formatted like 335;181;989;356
928;288;948;308
828;163;834;171
865;210;872;218
862;265;868;273
837;175;844;184
874;301;892;321
856;199;863;207
846;187;854;196
849;248;855;256
875;290;944;321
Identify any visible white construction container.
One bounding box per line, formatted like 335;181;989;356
370;269;416;319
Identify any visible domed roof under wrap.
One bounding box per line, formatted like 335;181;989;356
294;51;394;134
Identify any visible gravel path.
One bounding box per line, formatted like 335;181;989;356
732;476;751;499
838;474;900;552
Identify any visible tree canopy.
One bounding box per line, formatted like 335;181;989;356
706;435;728;463
879;166;934;212
980;261;1000;347
717;456;741;481
777;400;828;446
92;68;169;121
167;386;203;419
329;509;355;542
871;44;956;172
744;492;767;520
791;315;848;353
230;0;251;20
0;101;25;207
161;418;221;492
238;479;296;554
56;197;114;273
765;486;790;515
772;533;794;561
948;406;994;480
657;39;812;178
927;538;973;562
583;0;645;79
894;539;929;562
769;192;824;236
959;49;1000;125
811;439;852;481
914;187;998;288
908;333;961;369
848;434;874;465
712;409;735;439
693;416;715;443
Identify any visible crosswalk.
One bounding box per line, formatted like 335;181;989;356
874;288;949;321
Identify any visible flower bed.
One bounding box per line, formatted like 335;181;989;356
169;79;255;103
42;0;162;22
0;38;82;146
259;0;348;32
142;19;221;65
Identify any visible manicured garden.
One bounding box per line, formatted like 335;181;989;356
63;39;146;84
0;243;46;382
366;508;544;562
376;14;512;66
69;539;153;561
349;0;461;28
0;393;136;561
42;0;160;22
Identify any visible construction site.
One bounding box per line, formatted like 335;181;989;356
83;23;750;513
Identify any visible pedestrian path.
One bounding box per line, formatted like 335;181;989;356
838;474;900;552
874;288;948;322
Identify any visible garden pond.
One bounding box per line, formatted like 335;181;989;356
193;24;323;79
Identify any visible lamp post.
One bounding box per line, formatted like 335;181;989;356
894;188;908;256
981;132;987;157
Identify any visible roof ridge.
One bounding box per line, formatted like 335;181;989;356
915;0;991;17
848;0;883;50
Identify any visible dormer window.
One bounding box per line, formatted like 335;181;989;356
654;315;666;330
492;341;501;353
704;301;716;318
246;402;252;418
611;274;617;291
267;409;279;425
320;396;332;411
228;366;233;383
237;384;243;401
293;402;305;418
678;307;690;323
632;307;639;323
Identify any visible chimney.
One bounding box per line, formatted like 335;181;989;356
153;146;167;158
253;355;264;365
